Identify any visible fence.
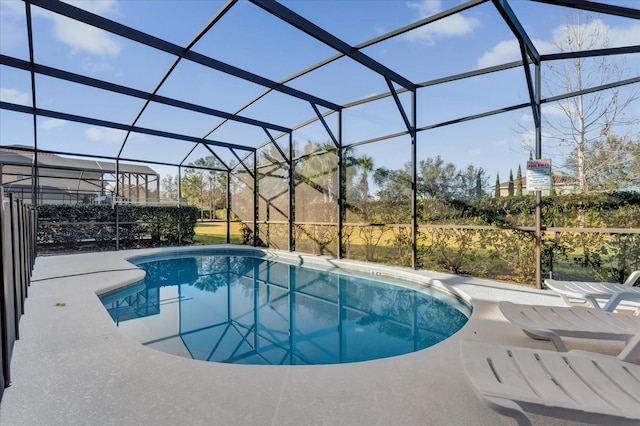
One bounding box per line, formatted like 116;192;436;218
0;188;37;402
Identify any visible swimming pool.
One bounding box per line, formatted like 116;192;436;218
100;250;471;365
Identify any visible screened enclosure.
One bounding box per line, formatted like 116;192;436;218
1;0;639;286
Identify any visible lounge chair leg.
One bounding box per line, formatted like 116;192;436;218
484;396;532;426
521;330;568;352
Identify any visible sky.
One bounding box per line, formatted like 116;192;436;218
1;0;639;193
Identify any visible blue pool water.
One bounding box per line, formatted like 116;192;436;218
100;252;470;365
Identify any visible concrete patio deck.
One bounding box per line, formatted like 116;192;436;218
0;246;627;425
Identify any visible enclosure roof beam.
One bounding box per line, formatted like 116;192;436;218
542;45;640;61
519;43;540;127
201;0;489;145
1;145;215;170
202;144;232;172
262;129;290;163
230;149;254;177
1;55;291;134
121;0;239;159
492;0;540;64
1;101;255;152
361;0;489;47
337;60;523;112
179;144;201;168
531;0;640;19
310;103;340;148
249;0;416;91
385;77;412;133
26;0;341;112
541;75;640;104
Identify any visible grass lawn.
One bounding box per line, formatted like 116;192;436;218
194;221;244;245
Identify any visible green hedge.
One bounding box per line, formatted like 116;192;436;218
37;204;198;250
342;191;640;284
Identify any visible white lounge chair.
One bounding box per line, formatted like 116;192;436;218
544;270;640;313
460;339;640;426
499;301;640;361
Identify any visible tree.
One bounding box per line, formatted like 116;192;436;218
542;12;639;193
351;154;374;203
419;156;458;198
458;164;488;200
375;157;488;205
474;172;484;198
418;156;487;200
182;156;225;220
494;173;500;198
161;174;178;201
516;165;523;196
299;141;338;204
508;169;514;197
565;135;640;191
373;165;412;203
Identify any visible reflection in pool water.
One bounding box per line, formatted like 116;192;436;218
100;253;470;365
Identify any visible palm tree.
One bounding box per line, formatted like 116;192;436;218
353;154;374;202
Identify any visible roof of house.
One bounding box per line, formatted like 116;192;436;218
1;147;158;176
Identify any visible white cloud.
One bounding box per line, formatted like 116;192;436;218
480;18;640;69
81;58;115;73
408;0;441;17
477;40;520;69
476;39;555;69
609;23;640;46
551;18;640;51
405;0;480;45
520;104;570;125
521;112;533;122
32;0;122;58
543;102;574;118
0;0;23;14
0;1;27;52
0;88;30;105
40;119;67;129
62;0;119;16
51;15;122;57
85;127;126;143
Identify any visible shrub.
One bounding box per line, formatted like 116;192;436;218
37;204;198;251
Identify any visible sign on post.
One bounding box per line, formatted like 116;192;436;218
526;159;552;191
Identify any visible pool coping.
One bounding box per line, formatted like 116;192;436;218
0;245;627;425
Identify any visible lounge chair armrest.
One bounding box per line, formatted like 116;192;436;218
602;290;640;312
617;334;640;363
623;270;640;286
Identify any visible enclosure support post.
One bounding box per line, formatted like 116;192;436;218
253;151;258;247
178;166;182;246
115;158;120;251
25;2;39;206
288;132;295;252
226;171;231;244
534;64;543;289
136;174;140;203
411;90;418;270
337;111;344;259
